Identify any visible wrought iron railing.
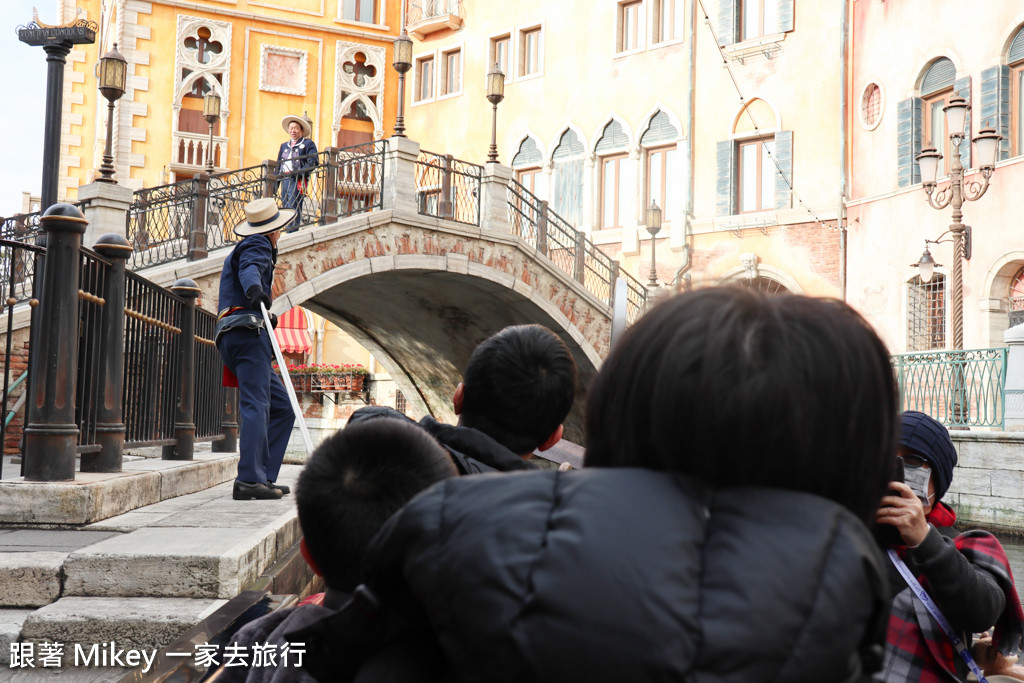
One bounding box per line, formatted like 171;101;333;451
122;270;185;446
415;151;481;226
75;249;109;451
506;179;647;322
128;177;202;268
0;238;41;305
0;240;43;462
892;347;1007;429
0;212;43;243
1;198;92;246
333;141;386;217
194;308;229;440
128;141;386;270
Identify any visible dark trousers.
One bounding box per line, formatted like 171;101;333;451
279;176;305;232
218;328;295;483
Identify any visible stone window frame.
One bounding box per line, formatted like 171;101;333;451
259;44;308;96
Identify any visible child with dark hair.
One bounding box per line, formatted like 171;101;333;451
419;323;577;473
351;324;578;475
296;288;905;682
214;417;456;683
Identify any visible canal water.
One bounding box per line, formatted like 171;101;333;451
1000;535;1024;598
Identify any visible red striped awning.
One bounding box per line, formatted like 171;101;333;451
274;306;311;353
275;326;311;353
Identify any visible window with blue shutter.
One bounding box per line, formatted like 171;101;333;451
640;111;679;145
718;0;738;46
773;130;793;210
716;140;737;216
897;97;922;187
980;65;1011;160
552;129;585;226
595;120;629;153
777;0;794;33
512;136;543;168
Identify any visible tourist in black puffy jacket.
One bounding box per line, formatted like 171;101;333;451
293;287;901;682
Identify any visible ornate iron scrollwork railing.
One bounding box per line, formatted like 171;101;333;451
892;347;1007;428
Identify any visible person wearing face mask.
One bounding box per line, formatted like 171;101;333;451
874;410;1024;682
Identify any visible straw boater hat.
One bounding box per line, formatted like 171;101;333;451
233;198;296;237
281;113;312;138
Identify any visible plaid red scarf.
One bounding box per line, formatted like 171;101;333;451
882;503;1024;681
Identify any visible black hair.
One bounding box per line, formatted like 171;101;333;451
296;417;457;592
584;287;900;524
459;324;577;455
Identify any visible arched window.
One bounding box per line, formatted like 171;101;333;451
511;136;543;194
1009;265;1024;327
907;273;946;351
595;120;631;229
716;99;791;216
737;276;789;296
641;111;679;222
920;58;957;177
1009;27;1024;156
551;129;585;226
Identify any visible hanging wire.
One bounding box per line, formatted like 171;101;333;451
696;0;834;230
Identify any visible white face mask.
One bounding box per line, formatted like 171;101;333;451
904;464;932;506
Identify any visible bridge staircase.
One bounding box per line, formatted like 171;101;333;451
0;445;312;678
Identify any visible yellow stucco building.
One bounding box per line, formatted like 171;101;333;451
57;0;401;196
402;0;847;299
52;0;405;397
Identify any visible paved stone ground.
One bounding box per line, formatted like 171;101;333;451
0;450;302;681
0;666;133;681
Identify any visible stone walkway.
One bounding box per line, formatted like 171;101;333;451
1;446;304;680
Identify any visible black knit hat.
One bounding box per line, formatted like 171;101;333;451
899;411;957;500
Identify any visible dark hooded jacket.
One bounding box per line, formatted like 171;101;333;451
295;468;891;683
346;406;535;475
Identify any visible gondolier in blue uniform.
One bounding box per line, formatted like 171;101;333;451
216;198;296;501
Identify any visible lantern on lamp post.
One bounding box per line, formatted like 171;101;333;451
95;43;127;183
645;200;663;290
392;30;413;137
486;62;505;163
203;93;221;173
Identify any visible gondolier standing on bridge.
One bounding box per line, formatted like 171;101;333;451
277;113;318;232
215;198;296;501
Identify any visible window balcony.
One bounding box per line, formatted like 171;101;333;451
407;0;464;40
171;130;229;173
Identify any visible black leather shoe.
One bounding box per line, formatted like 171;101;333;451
233;480;283;500
267;481;290;495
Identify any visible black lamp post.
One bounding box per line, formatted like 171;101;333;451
646;200;662;289
392;30;413;137
95;43;127;184
486;62;505;163
203;93;221;173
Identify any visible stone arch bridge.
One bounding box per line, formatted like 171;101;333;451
126;138;648;443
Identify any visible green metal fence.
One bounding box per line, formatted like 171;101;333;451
892;347;1007;428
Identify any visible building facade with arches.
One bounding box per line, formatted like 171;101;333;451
56;0;402;194
847;2;1024;353
402;0;846;299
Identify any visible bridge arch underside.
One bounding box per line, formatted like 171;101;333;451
298;268;599;447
